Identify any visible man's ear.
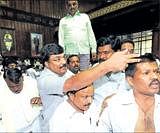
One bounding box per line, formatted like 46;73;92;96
126;76;134;87
68;92;75;101
65;0;69;9
44;61;49;68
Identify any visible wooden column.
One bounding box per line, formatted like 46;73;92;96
152;0;160;58
152;25;160;58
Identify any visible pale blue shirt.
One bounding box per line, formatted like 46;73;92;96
59;11;97;54
96;90;160;132
93;66;128;105
37;67;73;131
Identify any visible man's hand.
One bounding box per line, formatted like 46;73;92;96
30;97;42;106
63;50;140;93
107;50;140;72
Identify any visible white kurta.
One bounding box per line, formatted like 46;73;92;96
0;75;42;132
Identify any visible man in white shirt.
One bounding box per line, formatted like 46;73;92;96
0;63;42;132
96;53;160;132
93;36;126;105
67;54;80;74
49;84;98;132
59;0;97;70
37;43;73;131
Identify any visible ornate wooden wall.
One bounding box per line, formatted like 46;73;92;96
0;0;63;57
0;19;55;57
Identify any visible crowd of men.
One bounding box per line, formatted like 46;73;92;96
0;37;159;132
0;0;160;132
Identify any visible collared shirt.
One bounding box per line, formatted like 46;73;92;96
0;75;41;132
59;11;97;54
93;65;128;105
37;67;73;131
96;90;160;132
49;100;98;132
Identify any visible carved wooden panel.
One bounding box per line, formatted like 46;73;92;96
0;19;55;57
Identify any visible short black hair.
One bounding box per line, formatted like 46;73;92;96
120;38;135;48
125;53;159;77
97;36;121;52
67;54;79;64
40;43;64;64
2;56;17;67
4;68;22;84
97;37;111;47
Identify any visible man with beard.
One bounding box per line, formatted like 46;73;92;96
49;84;98;132
59;0;97;71
37;43;73;131
67;54;80;74
96;53;160;132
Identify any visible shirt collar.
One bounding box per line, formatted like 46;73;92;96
66;100;87;119
66;10;80;17
116;89;135;105
155;94;160;105
119;89;160;106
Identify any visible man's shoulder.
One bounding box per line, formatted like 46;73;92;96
52;100;73;118
65;70;74;76
38;68;56;78
60;16;66;21
79;12;88;16
38;74;58;83
155;94;160;102
23;75;37;82
79;13;90;20
61;70;74;80
107;90;134;107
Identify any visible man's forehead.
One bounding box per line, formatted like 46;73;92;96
70;56;79;60
136;61;158;70
121;43;134;48
67;0;78;1
99;44;112;49
50;53;64;57
98;45;112;51
66;0;78;3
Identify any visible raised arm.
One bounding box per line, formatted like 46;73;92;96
63;50;140;92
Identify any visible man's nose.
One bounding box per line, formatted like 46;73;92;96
71;4;74;8
152;72;159;79
87;97;93;104
99;53;106;60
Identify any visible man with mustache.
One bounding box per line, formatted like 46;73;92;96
49;84;98;132
96;53;160;132
37;43;73;131
93;36;127;105
59;0;97;71
67;54;80;74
